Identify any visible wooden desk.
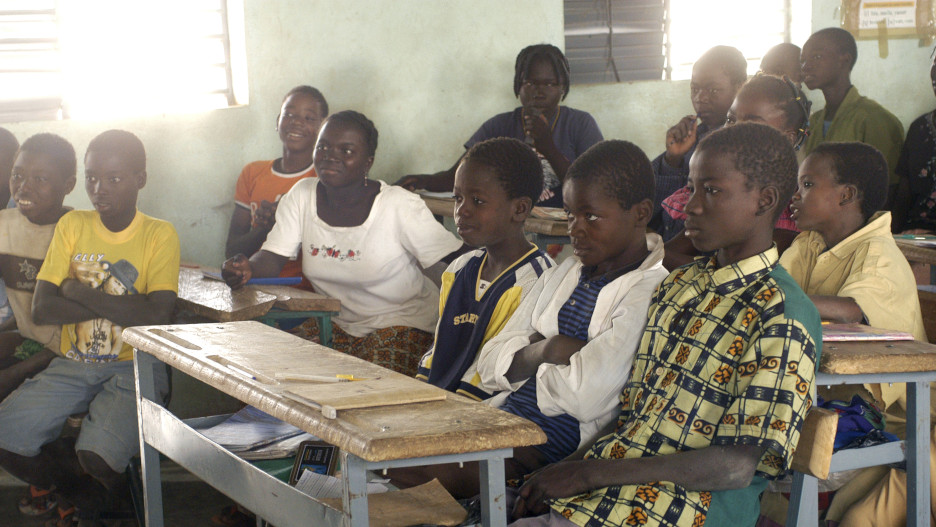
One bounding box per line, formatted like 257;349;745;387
788;339;936;526
126;322;545;527
421;195;569;249
896;239;936;284
176;267;341;345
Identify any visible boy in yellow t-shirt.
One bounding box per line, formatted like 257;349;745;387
0;130;179;521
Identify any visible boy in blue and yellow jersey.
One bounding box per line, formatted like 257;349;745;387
417;137;553;399
0;130;179;522
510;123;820;527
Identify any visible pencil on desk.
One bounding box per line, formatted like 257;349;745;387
275;373;350;383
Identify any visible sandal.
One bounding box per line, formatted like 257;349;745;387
18;485;57;516
44;505;76;527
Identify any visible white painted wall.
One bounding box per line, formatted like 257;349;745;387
2;0;931;266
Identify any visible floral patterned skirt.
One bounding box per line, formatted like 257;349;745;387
291;319;432;377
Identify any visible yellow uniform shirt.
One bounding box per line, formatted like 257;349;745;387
36;210;180;363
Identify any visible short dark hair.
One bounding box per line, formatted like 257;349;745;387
0;127;18;157
283;85;328;116
760;43;802;77
324;110;378;157
514;44;571;100
738;74;812;147
462;137;543;203
566;140;654;210
19;133;77;180
86;130;146;173
813;27;858;69
696;122;798;218
811;142;888;220
695;46;748;86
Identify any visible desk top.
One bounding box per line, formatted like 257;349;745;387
895;239;936;266
820;339;936;375
177;268;341;321
124;321;546;462
421;195;568;237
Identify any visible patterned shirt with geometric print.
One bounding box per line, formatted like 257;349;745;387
550;247;820;527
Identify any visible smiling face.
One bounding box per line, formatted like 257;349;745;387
453;160;525;249
684;149;766;264
518;57;564;114
726;90;795;144
690;64;739;129
277;92;325;155
84;150;146;232
11;150;75;225
790;153;845;233
313;120;374;189
563;177;647;276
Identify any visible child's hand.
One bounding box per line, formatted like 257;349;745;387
395;175;427;191
512;461;592;519
664;115;699;166
254;200;277;232
522;108;552;147
222;254;252;289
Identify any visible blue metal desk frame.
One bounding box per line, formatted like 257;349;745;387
787;371;936;526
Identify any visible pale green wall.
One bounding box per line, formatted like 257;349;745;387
2;0;932;266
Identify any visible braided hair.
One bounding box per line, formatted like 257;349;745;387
514;44;571;100
737;73;812;149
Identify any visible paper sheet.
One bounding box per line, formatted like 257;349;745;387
295;470;390;498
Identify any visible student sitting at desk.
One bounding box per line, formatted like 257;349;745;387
650;45;747;241
225;86;327;286
397;44;603;209
224;111;464;376
416;137;554;397
0;134;76;407
510;123;819;527
776;142;929;525
0;130;179;524
662;73;810;269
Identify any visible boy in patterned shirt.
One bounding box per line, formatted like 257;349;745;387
511;123;821;527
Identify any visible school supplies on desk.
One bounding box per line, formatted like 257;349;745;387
195;405;318;459
530;206;568;221
821;323;915;342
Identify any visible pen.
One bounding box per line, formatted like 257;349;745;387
274;373;371;383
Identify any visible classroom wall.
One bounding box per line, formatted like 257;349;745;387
2;0;932;266
2;0;562;266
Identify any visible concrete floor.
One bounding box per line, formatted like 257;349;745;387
0;461;233;527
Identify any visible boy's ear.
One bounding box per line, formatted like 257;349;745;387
511;196;533;222
135;170;147;190
839;184;860;207
64;175;77;195
631;198;653;227
755;185;780;217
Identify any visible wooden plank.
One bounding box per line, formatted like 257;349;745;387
124;322;546;462
820;339;936;375
790;408;838;479
177;268;276;322
896;240;936;266
252;284;341;312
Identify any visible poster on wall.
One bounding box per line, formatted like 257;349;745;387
842;0;936;40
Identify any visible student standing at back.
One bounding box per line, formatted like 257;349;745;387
417;138;553;398
225;86;328;283
398;44;603;209
800;27;904;205
650;46;747;241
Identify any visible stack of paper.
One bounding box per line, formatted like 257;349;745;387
195;405;318;459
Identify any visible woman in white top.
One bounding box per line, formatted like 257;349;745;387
224;111;464;375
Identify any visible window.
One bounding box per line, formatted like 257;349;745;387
564;0;804;84
0;0;246;123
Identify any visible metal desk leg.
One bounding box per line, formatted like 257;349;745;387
342;451;370;527
786;471;818;527
319;314;333;348
134;350;165;527
479;454;508;527
907;381;931;526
